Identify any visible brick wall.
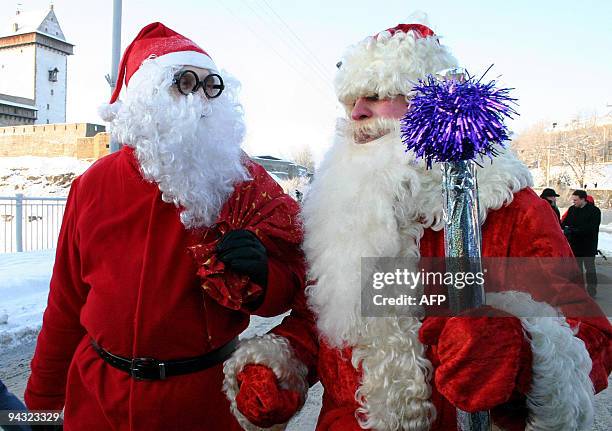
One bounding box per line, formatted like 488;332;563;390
0;123;109;159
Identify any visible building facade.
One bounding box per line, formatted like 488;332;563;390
0;93;37;125
250;155;312;180
0;6;73;126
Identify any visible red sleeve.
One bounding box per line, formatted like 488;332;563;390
25;178;89;410
252;255;304;317
270;286;320;385
244;162;304;317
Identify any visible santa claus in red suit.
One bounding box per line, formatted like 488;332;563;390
24;22;304;430
223;23;612;430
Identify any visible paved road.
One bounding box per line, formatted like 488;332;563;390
2;262;611;430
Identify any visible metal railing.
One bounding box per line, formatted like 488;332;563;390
0;194;67;253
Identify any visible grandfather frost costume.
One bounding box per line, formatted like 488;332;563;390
25;22;304;431
223;24;612;431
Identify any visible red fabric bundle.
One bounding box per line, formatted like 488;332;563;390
188;159;303;310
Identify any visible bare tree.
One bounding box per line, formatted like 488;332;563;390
510;122;548;169
556;126;602;188
512;116;612;188
292;146;315;172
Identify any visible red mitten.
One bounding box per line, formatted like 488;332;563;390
419;306;532;412
236;364;302;427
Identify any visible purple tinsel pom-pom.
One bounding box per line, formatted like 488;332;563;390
400;72;517;168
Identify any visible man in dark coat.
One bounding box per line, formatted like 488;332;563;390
540;187;561;221
562;189;601;297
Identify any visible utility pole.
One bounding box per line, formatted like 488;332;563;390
104;0;122;153
604;126;608;161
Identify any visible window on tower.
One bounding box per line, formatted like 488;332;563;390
48;68;59;82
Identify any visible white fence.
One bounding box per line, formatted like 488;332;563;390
0;194;67;253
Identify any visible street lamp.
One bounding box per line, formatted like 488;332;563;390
104;0;122;153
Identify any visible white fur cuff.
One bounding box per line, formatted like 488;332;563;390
487;291;595;430
223;334;309;431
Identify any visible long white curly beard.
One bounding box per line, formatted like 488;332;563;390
302;118;440;430
303;118;444;346
110;60;249;228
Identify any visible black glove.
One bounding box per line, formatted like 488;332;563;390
216;229;268;288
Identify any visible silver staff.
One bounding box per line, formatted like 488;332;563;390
439;69;490;431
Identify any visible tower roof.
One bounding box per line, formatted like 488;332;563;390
1;6;69;43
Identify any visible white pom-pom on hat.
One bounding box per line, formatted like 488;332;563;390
98;101;122;122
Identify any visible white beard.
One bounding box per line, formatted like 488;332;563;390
302;119;441;430
110;60;248;228
302;118;533;347
302;119;442;347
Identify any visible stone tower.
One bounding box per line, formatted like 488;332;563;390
0;5;74;125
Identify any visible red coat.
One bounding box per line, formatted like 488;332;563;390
25;146;304;430
265;188;612;430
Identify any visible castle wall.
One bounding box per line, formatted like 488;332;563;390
0;123;108;159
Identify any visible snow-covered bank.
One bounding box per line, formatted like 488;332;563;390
0;156;91;197
0;250;54;347
599;232;612;257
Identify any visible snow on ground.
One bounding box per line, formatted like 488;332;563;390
0;250;54;347
600;232;612;257
531;163;612;189
0;156;92;197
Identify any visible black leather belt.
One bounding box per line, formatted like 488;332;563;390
90;337;238;380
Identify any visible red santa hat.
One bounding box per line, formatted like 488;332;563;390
334;23;458;106
99;22;217;121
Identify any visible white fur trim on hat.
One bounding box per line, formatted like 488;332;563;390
154;50;217;72
334;28;458;106
98;100;122;122
487;291;595;431
223;334;309;431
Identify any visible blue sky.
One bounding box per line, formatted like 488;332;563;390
2;0;611;161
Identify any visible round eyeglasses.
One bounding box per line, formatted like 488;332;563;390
173;70;225;98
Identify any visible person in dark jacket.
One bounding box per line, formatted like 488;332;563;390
540;187;561;221
561;189;601;297
0;379;31;431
